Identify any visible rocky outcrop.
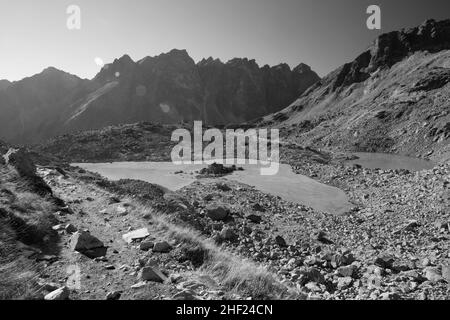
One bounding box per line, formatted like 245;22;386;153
3;148;37;177
71;231;107;258
260;19;450;162
331;19;450;92
197;57;319;123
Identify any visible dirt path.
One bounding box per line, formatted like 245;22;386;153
37;167;223;300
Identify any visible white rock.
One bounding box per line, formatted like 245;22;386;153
44;287;70;300
122;228;150;244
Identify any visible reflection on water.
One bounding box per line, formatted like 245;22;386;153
346;152;435;171
73;161;352;214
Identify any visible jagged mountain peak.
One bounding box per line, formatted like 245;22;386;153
197;57;223;67
0;48;320;144
293;63;312;74
226;57;258;67
259;19;450;162
115;54;134;63
32;67;82;81
327;19;450;92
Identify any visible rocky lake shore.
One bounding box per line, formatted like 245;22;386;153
2;142;448;300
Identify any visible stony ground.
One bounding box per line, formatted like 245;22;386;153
176;158;450;300
35;150;450;300
4;142;449;300
29;167;296;300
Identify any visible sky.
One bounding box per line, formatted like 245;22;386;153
0;0;449;81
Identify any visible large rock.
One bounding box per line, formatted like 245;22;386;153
374;253;395;269
337;265;356;278
441;265;450;283
71;231;106;258
299;268;326;285
140;240;155;251
423;267;443;282
337;277;353;290
206;205;229;221
246;214;262;224
44;287;70;300
139;266;167;283
275;235;287;247
153;241;172;253
220;227;238;242
3;148;36;176
122;228;150;244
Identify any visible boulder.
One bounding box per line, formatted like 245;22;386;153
44;287;70;300
116;205;128;216
3;148;36;177
424;267;443;282
337;277;353;290
71;231;106;258
220;227;238;242
275;235;287;247
246;214;262;223
380;292;402;300
139;266;167;283
299;268;325;285
206;205;229;221
252;203;266;212
441;265;450;283
216;183;231;192
200;163;235;176
172;290;197;300
139;240;155;251
404;220;420;232
153;241;172;253
122;228;150;244
337;265;356;278
374;253;395;269
52;224;64;231
65;224;77;234
106;291;122;300
317;231;334;244
434;221;449;231
329;251;355;268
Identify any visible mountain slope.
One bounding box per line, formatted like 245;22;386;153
0;50;319;144
0;68;95;144
257;19;450;162
0;80;11;91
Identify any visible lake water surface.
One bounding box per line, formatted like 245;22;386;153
73;161;353;214
346;152;435;171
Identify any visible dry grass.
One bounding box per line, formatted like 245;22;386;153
0;165;58;299
142;207;300;300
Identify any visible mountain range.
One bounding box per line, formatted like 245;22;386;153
256;19;450;162
0;51;319;144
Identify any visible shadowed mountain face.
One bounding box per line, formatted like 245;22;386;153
0;50;319;144
258;19;450;162
0;80;11;91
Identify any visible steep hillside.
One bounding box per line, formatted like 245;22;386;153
257;19;450;163
0;50;319;145
0;148;62;299
0;68;95;144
